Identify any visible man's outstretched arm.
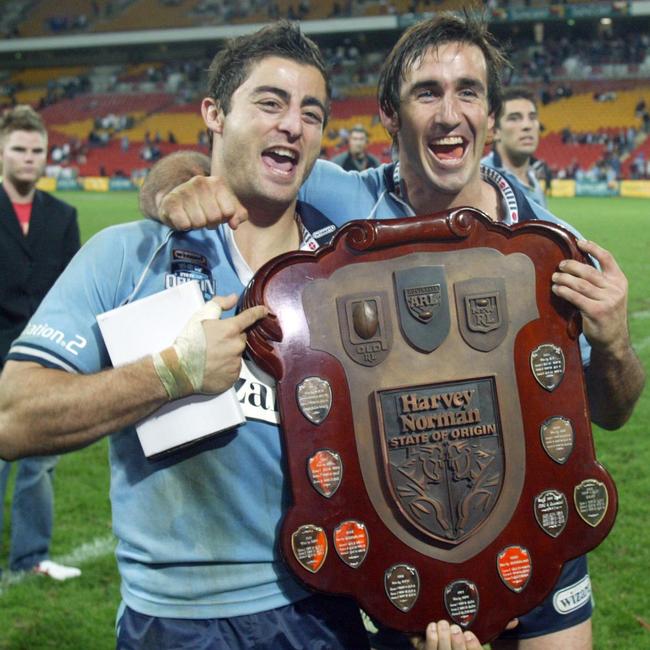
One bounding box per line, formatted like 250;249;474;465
0;296;267;460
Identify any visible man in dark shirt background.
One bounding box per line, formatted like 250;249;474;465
331;124;380;171
0;105;81;581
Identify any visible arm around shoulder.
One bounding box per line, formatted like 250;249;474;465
139;150;211;220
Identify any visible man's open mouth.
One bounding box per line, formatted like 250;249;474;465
429;135;467;161
262;146;299;174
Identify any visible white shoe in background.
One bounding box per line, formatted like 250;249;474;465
33;560;82;581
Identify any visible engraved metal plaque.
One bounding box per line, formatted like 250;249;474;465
375;377;503;544
291;524;327;573
444;579;479;627
307;449;343;499
385;564;420;612
530;343;565;391
497;545;532;593
337;292;392;367
307;449;342;498
540;416;574;464
242;209;618;643
455;278;508;352
297;376;332;425
334;520;369;568
574;479;609;527
534;489;568;538
394;266;450;352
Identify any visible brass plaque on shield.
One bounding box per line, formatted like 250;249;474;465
530;344;565;391
291;524;328;573
375;377;503;544
540;416;574;464
534;489;568;538
385;564;420;612
444;579;479;627
307;449;342;498
497;545;532;593
297;376;332;425
574;479;608;527
334;520;369;568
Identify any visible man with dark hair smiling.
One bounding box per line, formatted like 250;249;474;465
139;13;644;650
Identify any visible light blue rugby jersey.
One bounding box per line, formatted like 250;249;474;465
8;218;325;619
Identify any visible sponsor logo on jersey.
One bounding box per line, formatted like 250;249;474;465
552;574;592;615
234;360;280;424
22;322;87;356
165;248;216;299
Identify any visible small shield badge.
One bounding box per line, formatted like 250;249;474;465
574;479;608;527
307;449;343;498
455;278;508;352
394;267;450;353
291;524;328;573
297;376;332;425
534;489;568;538
444;579;479;627
497;546;532;593
530;344;565;391
334;520;369;568
384;564;420;612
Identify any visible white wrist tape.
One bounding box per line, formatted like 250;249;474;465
153;301;222;399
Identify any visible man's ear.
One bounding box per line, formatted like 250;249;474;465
486;113;497;146
379;105;399;138
201;98;225;135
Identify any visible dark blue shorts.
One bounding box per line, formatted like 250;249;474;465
116;594;370;650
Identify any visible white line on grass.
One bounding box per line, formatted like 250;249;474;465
0;533;115;595
631;310;650;320
634;336;650;352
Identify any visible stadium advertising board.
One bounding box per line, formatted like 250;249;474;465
575;180;619;197
620;180;650;198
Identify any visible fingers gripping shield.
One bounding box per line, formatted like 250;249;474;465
241;209;618;644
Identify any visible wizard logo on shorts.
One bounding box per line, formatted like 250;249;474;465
394;266;450;353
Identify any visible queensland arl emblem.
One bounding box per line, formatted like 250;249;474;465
375;377;503;544
337;292;392;367
394;267;449;353
455;278;508;352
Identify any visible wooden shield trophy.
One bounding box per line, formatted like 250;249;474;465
241;208;617;643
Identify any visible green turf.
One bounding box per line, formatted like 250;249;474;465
1;194;648;649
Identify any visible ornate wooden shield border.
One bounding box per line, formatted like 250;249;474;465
241;208;617;643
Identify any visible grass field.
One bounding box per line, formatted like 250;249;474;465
1;194;648;649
